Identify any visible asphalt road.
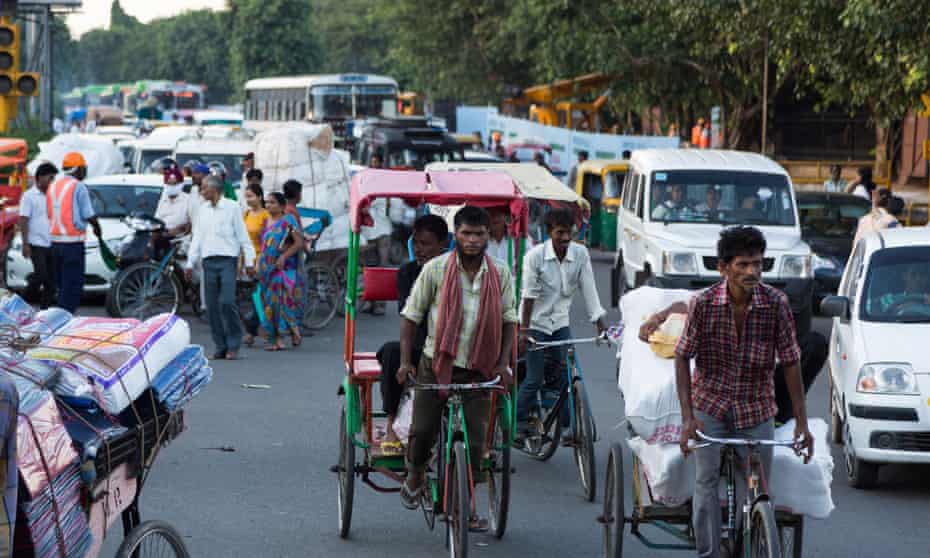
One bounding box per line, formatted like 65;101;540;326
97;257;927;557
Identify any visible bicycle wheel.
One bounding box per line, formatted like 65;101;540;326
519;405;560;462
115;520;190;558
337;406;355;539
447;441;469;558
572;381;597;501
749;500;781;558
602;443;625;558
111;262;181;320
488;416;511;539
303;263;339;331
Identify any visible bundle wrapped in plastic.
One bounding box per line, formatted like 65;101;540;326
627;419;835;518
0;293;35;327
16;391;79;499
13;461;94;558
31;314;190;414
58;403;128;486
151;345;213;411
19;308;74;344
1;352;58;410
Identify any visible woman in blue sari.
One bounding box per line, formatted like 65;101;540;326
257;192;305;351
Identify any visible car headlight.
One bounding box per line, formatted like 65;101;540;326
857;363;918;395
662;252;698;275
811;253;837;272
780;255;811;278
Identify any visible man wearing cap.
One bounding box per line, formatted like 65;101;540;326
19;163;58;308
47;152;102;313
155;165;192;238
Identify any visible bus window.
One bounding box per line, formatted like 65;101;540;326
298;102;306;120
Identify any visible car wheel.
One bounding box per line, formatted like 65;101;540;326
844;424;878;489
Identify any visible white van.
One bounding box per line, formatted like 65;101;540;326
131;126;196;173
611;149;814;334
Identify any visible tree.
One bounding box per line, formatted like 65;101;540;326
110;0;141;29
228;0;322;98
312;0;389;75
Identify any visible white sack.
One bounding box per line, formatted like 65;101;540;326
627;418;834;518
618;286;695;443
28;133;124;178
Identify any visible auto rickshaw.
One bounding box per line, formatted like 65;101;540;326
574;159;629;250
335;169;529;556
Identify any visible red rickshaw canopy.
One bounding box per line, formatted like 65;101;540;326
349;169;528;236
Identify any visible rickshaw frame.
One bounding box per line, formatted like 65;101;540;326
336;169;529;543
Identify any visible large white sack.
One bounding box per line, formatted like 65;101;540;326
33;313;191;414
315;213;368;253
618;286;695;443
28;133;124;178
627;418;834;518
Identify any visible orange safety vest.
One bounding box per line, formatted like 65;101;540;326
47;176;85;242
691;125;702;146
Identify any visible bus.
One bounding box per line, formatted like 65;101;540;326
125;80;207;120
243;73;399;140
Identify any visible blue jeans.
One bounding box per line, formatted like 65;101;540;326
517;327;571;425
693;410;774;558
202;256;241;354
53;242;85;314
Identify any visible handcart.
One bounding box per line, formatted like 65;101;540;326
333;169;529;557
3;315;194;557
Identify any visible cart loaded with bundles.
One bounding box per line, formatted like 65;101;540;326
0;293;212;557
608;286;835;556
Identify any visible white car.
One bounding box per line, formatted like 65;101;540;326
822;227;930;488
611;149;814;336
173;136;254;189
7;175;165;294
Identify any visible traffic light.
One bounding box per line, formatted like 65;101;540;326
0;17;36;98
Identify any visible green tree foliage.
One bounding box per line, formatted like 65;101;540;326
228;0;322;97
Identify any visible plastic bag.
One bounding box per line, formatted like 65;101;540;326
393;391;414;442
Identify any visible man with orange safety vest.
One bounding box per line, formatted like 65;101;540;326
47;152;102;313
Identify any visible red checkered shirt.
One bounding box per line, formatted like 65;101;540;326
675;281;801;429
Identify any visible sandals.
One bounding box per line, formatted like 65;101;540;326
264;343;286;352
291;327;302;347
469;516;490;533
400;479;422;510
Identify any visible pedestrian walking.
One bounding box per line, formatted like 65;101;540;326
567;150;588;190
186;175;256;360
257;192;304;351
47;152;102;314
19;162;58;308
853;187;899;246
691;118;705;146
241;183;269;347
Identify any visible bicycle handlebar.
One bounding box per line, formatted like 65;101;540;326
526;331;611;350
694;430;796;448
410;375;507;393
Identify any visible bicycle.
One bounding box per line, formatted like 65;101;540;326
517;332;609;501
298;208;339;331
410;376;511;557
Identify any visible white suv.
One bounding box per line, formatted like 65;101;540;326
822;227;930;488
610;149;814;335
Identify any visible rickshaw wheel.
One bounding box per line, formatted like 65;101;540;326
337;407;355;539
522;408;559;461
602;443;624;558
115;520;190;558
447;441;469;558
749;501;781;558
572;386;597;501
488;418;511;539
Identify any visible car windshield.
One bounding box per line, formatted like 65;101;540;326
799;197;870;237
387;149;462;170
88;184;163;219
649;170;796;226
140;149;172;173
861;246;930;323
175;153;245;181
605;170;626;199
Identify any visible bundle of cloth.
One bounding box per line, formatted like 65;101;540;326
151;345;213;411
30;313;191;414
617;286;834;518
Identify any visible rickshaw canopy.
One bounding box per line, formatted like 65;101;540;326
426;162;588;209
349;169;528;235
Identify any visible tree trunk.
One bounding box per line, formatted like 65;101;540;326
874;124;889;182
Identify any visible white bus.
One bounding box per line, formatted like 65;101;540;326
243;74;399;138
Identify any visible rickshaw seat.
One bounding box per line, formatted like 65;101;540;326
354;351;377;360
362;267;399;301
352;356;382;380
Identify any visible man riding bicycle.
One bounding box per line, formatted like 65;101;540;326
674;226;813;558
516;208;606;440
398;206;517;530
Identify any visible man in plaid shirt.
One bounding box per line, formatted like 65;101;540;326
675;226;813;558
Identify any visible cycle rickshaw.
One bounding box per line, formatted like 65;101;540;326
333;169;529;557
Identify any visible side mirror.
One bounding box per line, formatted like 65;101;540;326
820;295;850;320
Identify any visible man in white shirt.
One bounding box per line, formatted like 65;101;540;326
486;207;533;266
155;166;192;237
18;163;57;308
185;175;256;360
516;208;606;437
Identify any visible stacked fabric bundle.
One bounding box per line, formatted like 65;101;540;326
58;403;128;486
31;313;192;414
0;293;35;327
20;308;74;343
151;345;213;411
15;462;93;558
